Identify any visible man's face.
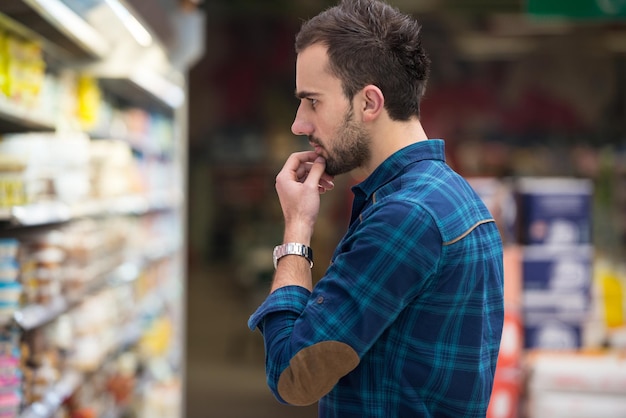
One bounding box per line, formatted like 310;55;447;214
292;44;371;176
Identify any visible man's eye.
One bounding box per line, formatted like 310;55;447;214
308;98;318;108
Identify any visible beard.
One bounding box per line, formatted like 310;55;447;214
312;106;371;176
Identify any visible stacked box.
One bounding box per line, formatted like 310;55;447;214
526;351;626;418
522;244;593;349
517;178;592;246
517;178;593;350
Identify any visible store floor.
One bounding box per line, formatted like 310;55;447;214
185;261;318;418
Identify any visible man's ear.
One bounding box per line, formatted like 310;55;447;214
360;85;384;122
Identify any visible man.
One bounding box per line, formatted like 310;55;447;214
248;0;504;416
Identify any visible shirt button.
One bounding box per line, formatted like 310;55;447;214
316;296;324;304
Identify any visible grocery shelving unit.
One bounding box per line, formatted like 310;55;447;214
0;1;202;416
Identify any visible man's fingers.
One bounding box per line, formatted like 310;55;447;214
304;156;327;188
283;151;319;173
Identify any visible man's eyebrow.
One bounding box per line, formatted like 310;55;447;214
295;90;319;99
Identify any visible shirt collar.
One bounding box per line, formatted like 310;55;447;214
352;139;446;200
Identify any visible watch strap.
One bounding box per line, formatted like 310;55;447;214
273;242;313;269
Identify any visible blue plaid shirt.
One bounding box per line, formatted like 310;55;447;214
249;139;504;417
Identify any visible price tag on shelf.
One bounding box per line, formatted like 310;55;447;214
11;202;71;226
13;298;68;330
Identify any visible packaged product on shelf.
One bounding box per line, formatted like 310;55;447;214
114;108;177;196
516;177;592;246
21;325;63;405
0;239;21;325
0;282;21;324
124;108;150;151
0;239;18;260
16;218;134;307
89;139;144;198
0;154;27;210
140;379;182;418
522;244;593;349
61;218;129;296
150;113;175;157
527;350;626;394
0;132;91;206
69;291;116;372
18;231;66;306
528;391;626;418
2;34;45;109
526;350;626;418
0;31;7;98
595;257;626;329
76;75;101;131
0;326;22;418
104;353;137;408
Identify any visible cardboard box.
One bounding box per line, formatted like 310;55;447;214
527;351;626;394
527;391;626;418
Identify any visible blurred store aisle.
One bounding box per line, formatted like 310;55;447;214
185;262;318;418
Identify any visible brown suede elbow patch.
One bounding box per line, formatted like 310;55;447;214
277;341;359;406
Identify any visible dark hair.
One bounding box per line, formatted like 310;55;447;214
295;0;430;120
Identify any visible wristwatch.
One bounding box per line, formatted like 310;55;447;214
273;242;314;269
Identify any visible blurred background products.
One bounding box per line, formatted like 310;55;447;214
0;0;198;417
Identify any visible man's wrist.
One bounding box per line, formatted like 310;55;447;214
283;222;314;245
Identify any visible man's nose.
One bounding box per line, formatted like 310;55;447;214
291;107;313;136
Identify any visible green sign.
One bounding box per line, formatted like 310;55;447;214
527;0;626;20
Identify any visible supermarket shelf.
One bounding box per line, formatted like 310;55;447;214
0;97;56;133
10;244;179;331
13;256;125;330
99;73;185;114
9;201;73;226
0;191;182;227
17;301;156;418
13;297;69;331
16;271;175;418
0;0;109;61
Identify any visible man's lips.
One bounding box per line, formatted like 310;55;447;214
310;142;323;154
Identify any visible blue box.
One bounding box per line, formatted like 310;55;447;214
522;245;593;349
522;245;592;293
517;178;592;246
524;319;583;350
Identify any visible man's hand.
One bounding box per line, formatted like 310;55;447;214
275;151;334;244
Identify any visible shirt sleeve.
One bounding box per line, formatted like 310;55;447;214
248;200;442;405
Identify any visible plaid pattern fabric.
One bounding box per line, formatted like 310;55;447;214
249;139;504;417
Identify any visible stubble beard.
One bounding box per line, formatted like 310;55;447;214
313;106;371;177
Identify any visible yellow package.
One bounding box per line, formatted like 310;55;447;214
77;74;101;130
0;31;8;97
598;260;625;328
